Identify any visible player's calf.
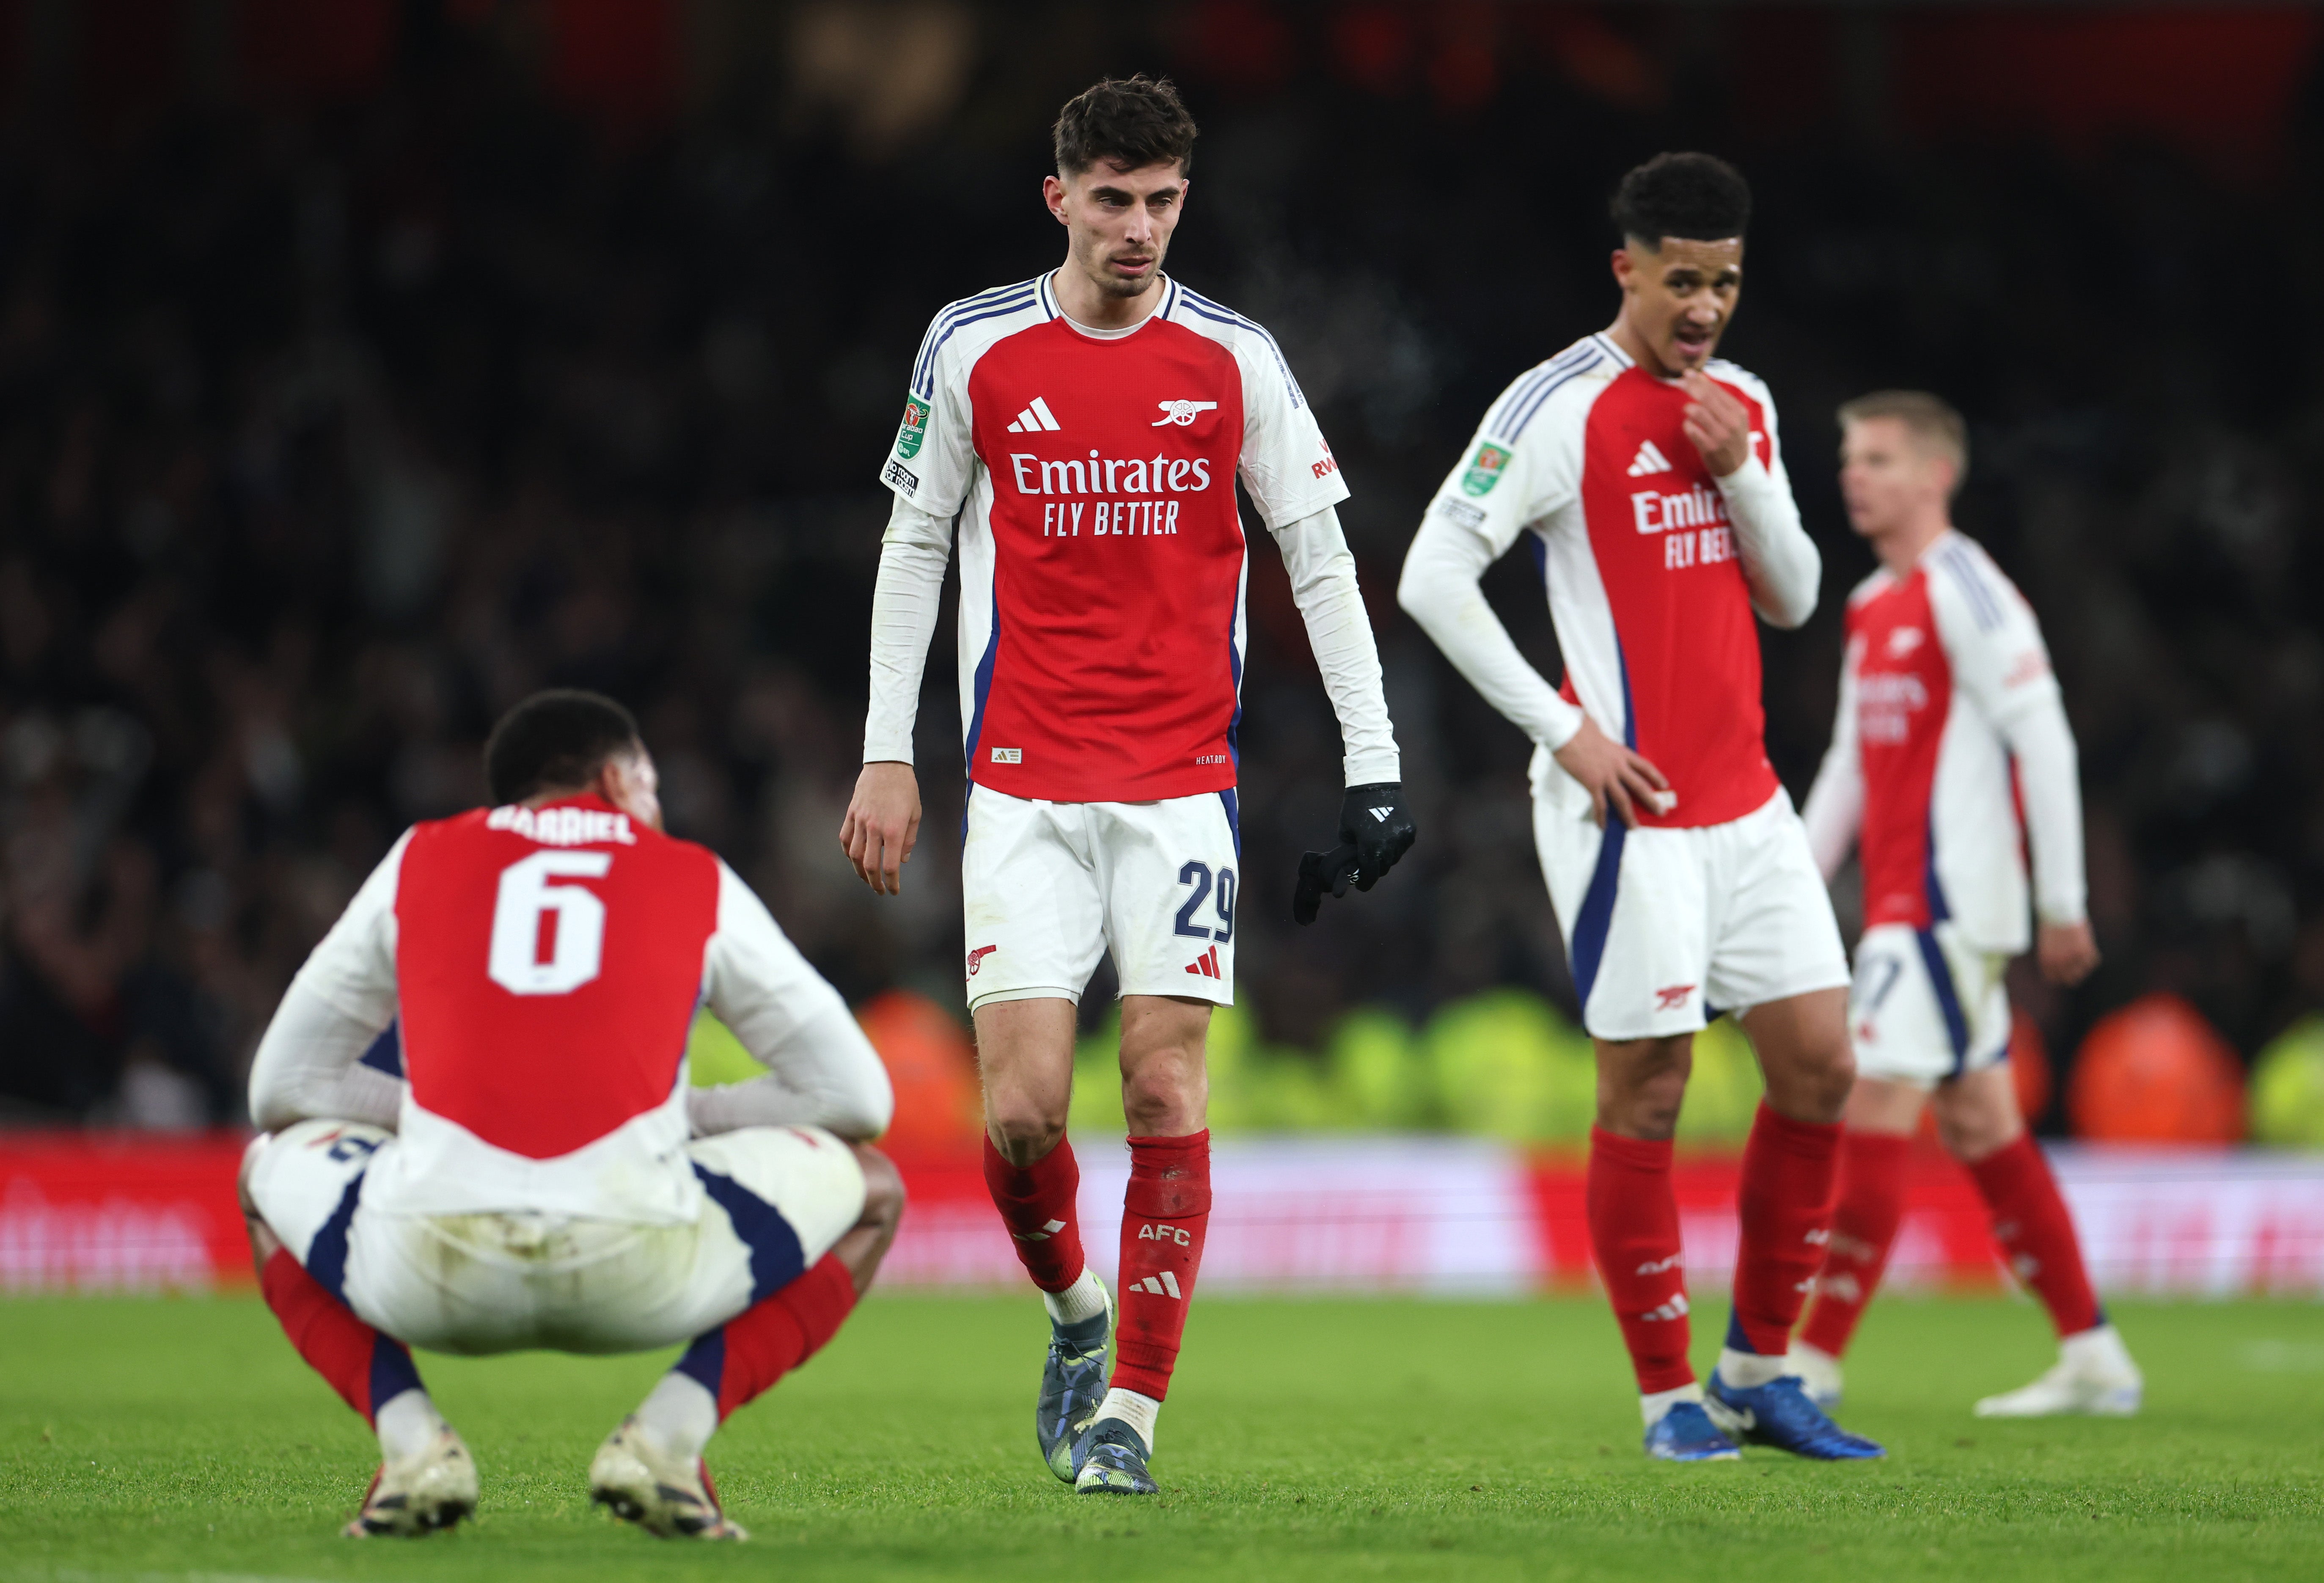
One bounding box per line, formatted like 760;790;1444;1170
245;1127;472;1536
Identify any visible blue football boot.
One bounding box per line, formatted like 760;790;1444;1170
1037;1276;1113;1482
1073;1417;1158;1495
1706;1371;1885;1460
1643;1400;1742;1462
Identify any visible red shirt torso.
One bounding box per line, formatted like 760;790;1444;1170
1564;366;1779;828
1847;567;1953;928
964;317;1249;801
392;796;719;1159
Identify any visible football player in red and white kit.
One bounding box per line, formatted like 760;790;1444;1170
240;691;903;1539
839;77;1411;1495
1791;393;2142;1416
1399;154;1878;1461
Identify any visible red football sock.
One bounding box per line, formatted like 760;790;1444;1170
1586;1126;1694;1394
1966;1133;2102;1337
1730;1102;1842;1356
676;1254;859;1421
983;1134;1088;1293
260;1247;424;1426
1797;1130;1911;1359
1109;1130;1210;1401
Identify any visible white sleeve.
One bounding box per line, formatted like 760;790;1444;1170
1800;637;1865;881
877;311;979;518
1396;396;1587;751
1713;386;1820;630
862;495;955;765
1931;551;2087;924
1268;504;1399;784
691;861;895;1140
247;831;410;1132
1231;332;1350;531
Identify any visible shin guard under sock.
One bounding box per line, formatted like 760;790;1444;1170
1967;1133;2102;1337
983;1134;1088;1293
1109;1131;1210;1401
1586;1126;1694;1394
1797;1130;1911;1359
260;1247;424;1427
1730;1101;1842;1357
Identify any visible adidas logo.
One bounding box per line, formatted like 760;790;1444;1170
1184;945;1222;978
1627;440;1673;477
1128;1272;1183;1299
1367;806;1393;821
1011;1218;1068;1244
1638;1294;1690;1322
1005;396;1062;433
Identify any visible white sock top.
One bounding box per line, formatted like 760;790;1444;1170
1044;1266;1110;1327
1096;1387;1160;1450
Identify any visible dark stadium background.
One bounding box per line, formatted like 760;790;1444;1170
0;0;2316;1133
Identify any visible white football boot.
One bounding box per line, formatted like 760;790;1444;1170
343;1424;478;1537
1975;1324;2143;1418
589;1415;748;1540
1787;1341;1845;1410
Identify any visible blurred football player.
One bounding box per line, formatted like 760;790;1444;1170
1399;153;1879;1461
241;690;902;1539
1792;392;2141;1416
840;75;1412;1495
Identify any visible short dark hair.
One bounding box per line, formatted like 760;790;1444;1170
1611;153;1752;248
484;689;642;805
1054;75;1197;178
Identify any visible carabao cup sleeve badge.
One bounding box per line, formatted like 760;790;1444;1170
1460;442;1511;496
896;396;930;459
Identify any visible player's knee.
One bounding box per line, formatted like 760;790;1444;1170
852;1143;906;1232
237;1132;272;1210
1121;1056;1206;1137
1935;1097;2018;1163
986;1100;1068;1164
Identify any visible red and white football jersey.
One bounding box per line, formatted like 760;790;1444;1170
284;794;861;1222
1827;533;2073;953
1421;335;1785;829
879;275;1348;802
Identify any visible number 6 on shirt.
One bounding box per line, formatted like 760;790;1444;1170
488;849;613;995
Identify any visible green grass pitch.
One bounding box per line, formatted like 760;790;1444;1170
3;1292;2318;1582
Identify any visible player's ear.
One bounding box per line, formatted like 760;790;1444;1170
1611;246;1635;291
1043;173;1070;225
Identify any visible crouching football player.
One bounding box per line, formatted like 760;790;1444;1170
1793;394;2140;1416
239;690;903;1539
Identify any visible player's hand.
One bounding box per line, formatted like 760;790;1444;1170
1293;842;1360;926
1338;782;1416;889
1679;371;1752;477
2037;919;2100;986
1551;716;1670;829
839;761;921;896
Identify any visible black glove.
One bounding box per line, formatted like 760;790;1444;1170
1293;842;1360;926
1339;782;1416;889
1293;784;1417;925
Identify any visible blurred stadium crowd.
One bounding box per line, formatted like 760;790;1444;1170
2;2;2320;1131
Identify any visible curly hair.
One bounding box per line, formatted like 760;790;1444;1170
1611;152;1752;246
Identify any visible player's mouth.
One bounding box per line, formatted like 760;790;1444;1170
1111;254;1155;276
1669;322;1718;360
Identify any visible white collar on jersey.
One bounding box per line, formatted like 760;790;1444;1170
1049;270;1174;341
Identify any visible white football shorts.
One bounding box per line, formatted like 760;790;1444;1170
960;786;1240;1012
248;1119;864;1354
1533;786;1849;1041
1847;921;2012;1087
